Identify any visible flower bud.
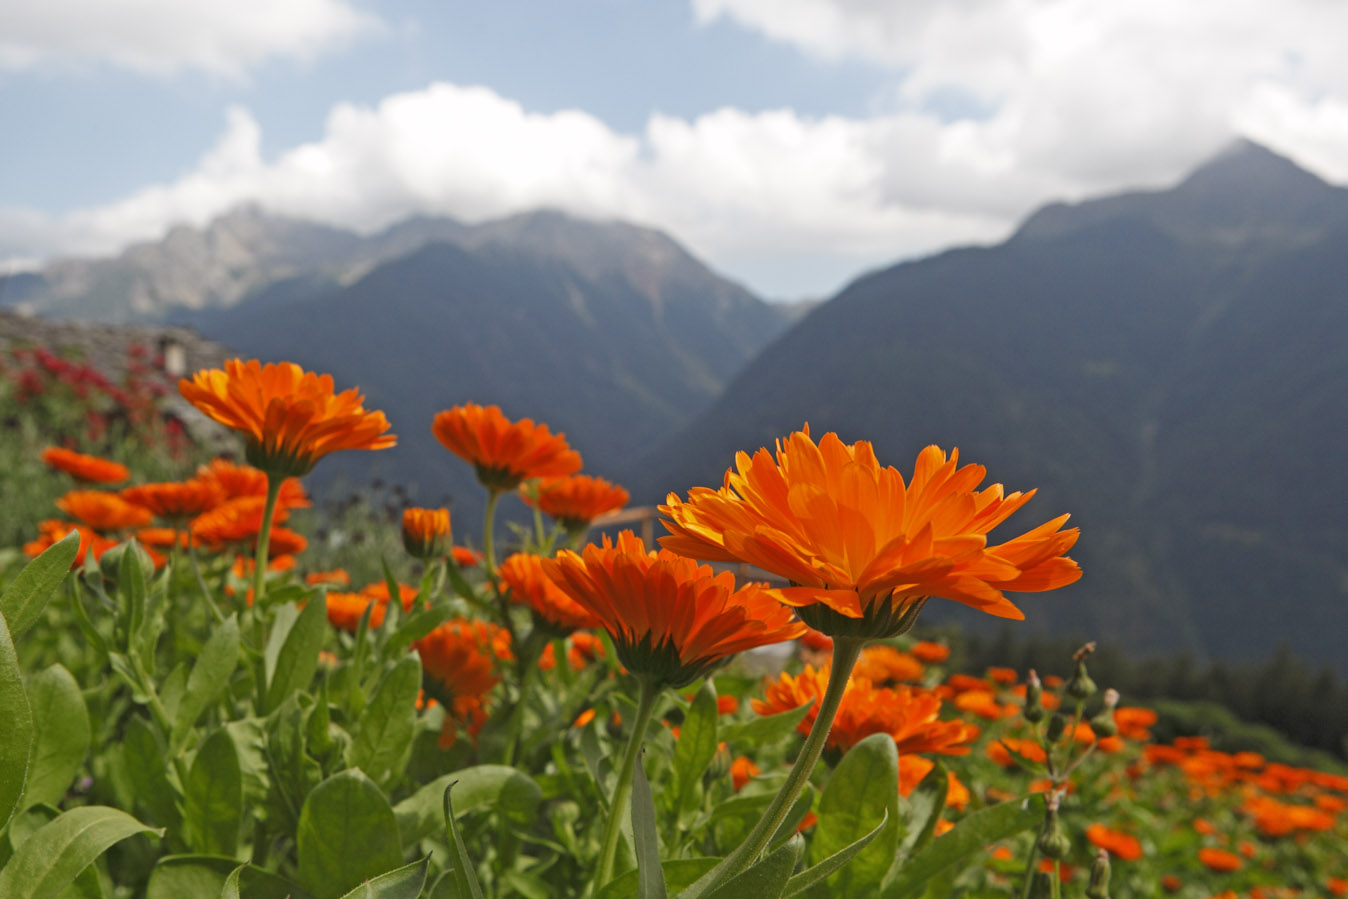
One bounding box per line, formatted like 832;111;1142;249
402;507;451;560
1066;658;1097;700
1090;688;1120;738
1028;869;1055;899
1024;669;1045;723
1086;848;1112;899
1046;712;1068;743
1037;797;1071;860
98;539;156;587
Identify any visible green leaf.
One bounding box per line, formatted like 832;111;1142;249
0;530;79;638
182;728;243;857
265;596;327;713
392;766;542;847
264;602;301;687
632;751;666;899
21;664;91;811
704;834;803;899
0;805;161;899
115;541;148;649
171;615;240;752
0;606;34;828
336;858;429;899
882;798;1040;898
783;809;888;897
297;769;405;899
221;863;315;899
719;702;811;748
897;761;948;860
671;681;718;819
261;695;322;835
347;655;420;787
442;783;485;899
598;859;719;899
145;855;238;899
384;606;452;656
120;716;181;830
768;785;815;852
808;733;899;896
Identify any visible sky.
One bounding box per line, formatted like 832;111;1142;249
3;1;1348;300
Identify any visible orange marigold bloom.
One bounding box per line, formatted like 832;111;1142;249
753;665;979;754
1113;706;1158;740
1198;847;1243;872
731;756;760;792
135;527;191;550
1161;874;1183;892
325;592;388;631
432;403;581;492
986;738;1048;767
41;447;129;484
451;546;483;568
121;479;226;520
718;695;740;716
800;629;833;652
910;641;950;663
1328;877;1348;896
23;519;116;567
56;490;153;531
1085;823;1143;861
359;580;418;612
196;458;310;508
402;507;451;560
526;474;630;531
541;530;805;688
179;359;395;477
498;552;601;633
190;496;290;548
306;568;351;587
414;619;510;749
568;631;606;668
853;645;925;685
987;666;1019;685
660;429;1081;638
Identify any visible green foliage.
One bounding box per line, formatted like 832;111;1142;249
0;805;161;899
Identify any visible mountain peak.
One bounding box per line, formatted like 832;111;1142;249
1176;138;1330;196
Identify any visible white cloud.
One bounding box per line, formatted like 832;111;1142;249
0;0;379;76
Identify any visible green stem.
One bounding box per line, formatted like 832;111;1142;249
693;636;865;893
1018;843;1042;899
503;632;543;766
482;488;501;573
251;475;283;610
187;541;226;627
593;676;660;892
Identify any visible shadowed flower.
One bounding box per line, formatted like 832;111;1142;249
414;619;512;749
24;519;116;567
499;551;601;633
1086;823;1144;861
41;447;129;484
452;546;484;568
541;530;805;688
731;756;760;792
305;569;351;587
56;490;153;531
196;458;310;508
526;474;630;532
853;645;925;685
121;479;226;521
432;403;581;492
661;428;1081;638
910;641;951;664
190;497;290;549
179;359;395;477
402;507;451;560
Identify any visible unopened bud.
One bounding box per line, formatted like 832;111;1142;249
1036;798;1071;860
1024;669;1045;723
1086;848;1112;899
1066;657;1097;700
1090;688;1120;737
1029;870;1055;899
1046;712;1067;743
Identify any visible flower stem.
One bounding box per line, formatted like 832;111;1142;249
593;676;660;892
693;636;865;893
482;488;501;573
251;475;283;609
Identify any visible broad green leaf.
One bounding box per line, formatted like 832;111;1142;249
159;662;189;722
0;530;79;638
597;859;719;899
336;858;429;899
171;615;239;752
703;834;803;899
442;783;485;899
719;702;811;748
265;596;327;713
120;716;180;829
22;664;91;810
632;751;666;899
115;542;148;650
262;695;322;835
221;863;315;899
182;728;242;857
297;769;405;899
264;602;300;687
783;810;888;897
0;608;34;828
0;805;161;899
897;761;948;860
671;682;717;819
882;798;1040;898
392;766;542;846
808;733;899;896
146;855;238;899
347;655;420;787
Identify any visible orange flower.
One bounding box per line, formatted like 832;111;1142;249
121;479;226;521
135;527;191;550
987;666;1019;685
1198;847;1243;872
753;665;979;755
359;580;419;612
526;474;629;530
731;756;760;792
718;695;740;715
498;552;601;633
568;631;606;668
1161;874;1183;892
910;641;950;663
402;507;451;559
432;403;581;491
24;519;116;567
56;490;153;531
451;546;483;568
986;738;1047;767
325;592;388;631
190;496;291;548
660;429;1081;638
179;359;395;477
414;619;510;748
306;569;351;587
196;458;310;508
1113;706;1158;740
1085;823;1143;861
541;530;805;688
853;645;925;685
40;447;129;484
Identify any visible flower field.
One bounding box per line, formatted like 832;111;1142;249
1;352;1345;898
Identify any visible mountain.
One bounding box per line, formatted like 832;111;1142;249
177;210;791;517
631;140;1348;671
